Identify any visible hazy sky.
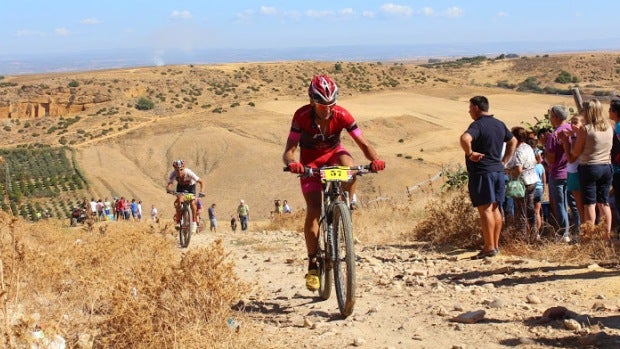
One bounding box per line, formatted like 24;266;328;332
2;0;619;56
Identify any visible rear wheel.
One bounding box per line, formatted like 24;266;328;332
179;204;193;248
317;217;332;301
332;202;355;317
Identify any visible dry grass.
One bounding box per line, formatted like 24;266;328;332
0;212;269;349
263;192;432;247
408;189;481;250
1;187;619;347
408;188;619;264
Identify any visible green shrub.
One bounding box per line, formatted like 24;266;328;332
441;165;468;192
497;80;516;89
135;97;155;110
68;80;79;88
517;77;543;93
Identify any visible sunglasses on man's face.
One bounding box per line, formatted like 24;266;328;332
314;102;336;110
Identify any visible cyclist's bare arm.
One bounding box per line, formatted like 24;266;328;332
282;138;299;165
351;133;380;162
196;178;205;195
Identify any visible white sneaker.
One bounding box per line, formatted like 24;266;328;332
190;222;197;233
562;235;570;243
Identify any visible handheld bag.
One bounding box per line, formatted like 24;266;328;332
506;178;525;198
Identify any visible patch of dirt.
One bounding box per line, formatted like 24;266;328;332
189;227;620;348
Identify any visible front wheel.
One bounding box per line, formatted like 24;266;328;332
179;205;193;248
332;202;356;317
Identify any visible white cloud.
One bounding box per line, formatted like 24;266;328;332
15;29;46;37
235;9;254;22
260;6;277;15
421;7;434;16
170;10;192;20
381;3;413;16
283;10;302;20
496;11;508;18
362;11;375;18
80;17;102;25
54;28;69;36
306;10;335;18
341;8;354;16
445;7;463;17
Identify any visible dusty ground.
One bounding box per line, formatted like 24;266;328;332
187;224;620;349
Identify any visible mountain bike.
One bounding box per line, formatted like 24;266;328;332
285;164;373;317
168;191;205;248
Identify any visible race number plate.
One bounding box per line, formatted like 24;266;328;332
321;167;351;182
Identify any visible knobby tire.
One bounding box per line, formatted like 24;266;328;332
180;205;193;248
318;215;332;301
332;201;356;317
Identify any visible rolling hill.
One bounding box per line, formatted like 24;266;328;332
0;52;618;221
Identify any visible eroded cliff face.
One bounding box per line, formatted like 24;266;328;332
0;85;111;118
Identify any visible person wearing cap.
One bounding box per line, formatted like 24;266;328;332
237;200;250;231
545;105;572;241
282;74;385;292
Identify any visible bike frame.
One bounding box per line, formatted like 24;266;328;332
287;165;371;317
168;191;204;248
321;178;349;266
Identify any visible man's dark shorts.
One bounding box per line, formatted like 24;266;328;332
468;171;505;207
176;184;197;194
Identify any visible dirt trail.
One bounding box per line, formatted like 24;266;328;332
185;225;620;348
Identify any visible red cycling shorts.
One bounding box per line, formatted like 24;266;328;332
300;145;352;194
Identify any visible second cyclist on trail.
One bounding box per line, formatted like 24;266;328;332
166;159;205;234
282;74;385;292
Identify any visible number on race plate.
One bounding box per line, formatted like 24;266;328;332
321;167;352;182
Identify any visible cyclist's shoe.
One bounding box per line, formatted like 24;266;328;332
190;222;197;233
350;201;357;210
305;269;320;291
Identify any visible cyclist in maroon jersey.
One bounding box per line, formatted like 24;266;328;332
282;74;385;292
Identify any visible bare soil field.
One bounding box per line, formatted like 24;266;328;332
192;226;620;349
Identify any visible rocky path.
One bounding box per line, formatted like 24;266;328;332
190;228;620;348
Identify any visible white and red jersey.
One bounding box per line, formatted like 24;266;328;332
168;168;200;186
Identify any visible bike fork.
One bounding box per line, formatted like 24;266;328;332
327;222;336;265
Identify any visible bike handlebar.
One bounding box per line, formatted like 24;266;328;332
283;164;374;176
167;191;205;197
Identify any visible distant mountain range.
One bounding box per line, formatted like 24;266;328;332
1;39;618;76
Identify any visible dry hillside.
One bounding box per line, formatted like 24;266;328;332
0;52;619;220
